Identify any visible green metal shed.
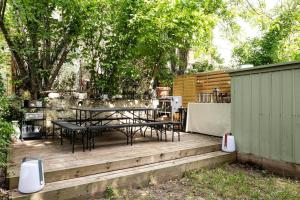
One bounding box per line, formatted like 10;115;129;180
230;61;300;165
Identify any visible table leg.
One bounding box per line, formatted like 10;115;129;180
85;111;87;127
72;131;75;153
76;110;78;125
60;127;63;145
87;129;89;149
52;124;54;139
130;127;133;146
172;124;174;142
92;131;95;149
82;131;85;152
164;125;167;142
160;126;163;141
79;111;82;126
138;111;142;135
69;130;72;144
126;130;129;145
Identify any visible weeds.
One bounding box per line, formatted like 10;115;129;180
104;186;119;199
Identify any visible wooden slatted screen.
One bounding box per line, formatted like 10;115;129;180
173;70;231;107
196;71;231;94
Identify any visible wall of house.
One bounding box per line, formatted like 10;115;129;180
230;61;300;165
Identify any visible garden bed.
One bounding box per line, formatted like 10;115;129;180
103;163;300;200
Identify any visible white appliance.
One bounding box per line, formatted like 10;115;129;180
222;133;236;152
18;158;45;193
170;96;182;115
158;96;182;120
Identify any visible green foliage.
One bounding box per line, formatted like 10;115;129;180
53;71;76;91
190;60;214;73
1;0;240;96
0;74;5;96
157;68;174;87
0;75;22;121
80;0;230;96
0;75;13;167
104;186;119;199
0;34;10;69
233;0;300;66
0;119;13;167
184;164;300;200
1;0;86;97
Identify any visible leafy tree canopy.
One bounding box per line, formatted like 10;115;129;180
80;0;234;96
0;0;85;98
233;0;300;66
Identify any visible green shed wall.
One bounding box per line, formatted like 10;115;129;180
230;61;300;164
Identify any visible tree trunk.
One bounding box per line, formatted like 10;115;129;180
170;48;177;73
149;63;159;91
45;44;70;90
178;47;188;75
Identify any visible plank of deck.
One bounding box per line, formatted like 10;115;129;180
8;132;221;189
11;151;236;200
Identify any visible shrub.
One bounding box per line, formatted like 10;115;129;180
0;74;14;167
0;119;13;167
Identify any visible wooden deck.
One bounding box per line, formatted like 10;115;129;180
8;131;220;188
8;130;237;199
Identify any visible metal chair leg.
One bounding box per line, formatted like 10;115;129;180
72;131;75;153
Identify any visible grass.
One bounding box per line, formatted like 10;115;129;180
104;186;119;199
184;164;300;200
1;163;299;200
112;163;300;200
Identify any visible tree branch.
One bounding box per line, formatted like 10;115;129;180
45;42;71;90
0;0;7;20
245;0;272;20
0;20;28;76
49;35;70;67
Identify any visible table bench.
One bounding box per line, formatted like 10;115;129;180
88;121;181;149
52;120;87;153
52;119;182;153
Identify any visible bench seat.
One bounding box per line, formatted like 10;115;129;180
52;120;87;153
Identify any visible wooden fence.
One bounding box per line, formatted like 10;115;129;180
173;70;231;107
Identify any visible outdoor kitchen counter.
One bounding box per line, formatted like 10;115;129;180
186;103;231;137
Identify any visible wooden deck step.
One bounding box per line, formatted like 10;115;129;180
8;142;221;189
11;151;236;200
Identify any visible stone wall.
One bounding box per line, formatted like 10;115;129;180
45;97;158;128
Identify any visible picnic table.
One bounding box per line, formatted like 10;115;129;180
52;106;182;153
70;106;158;126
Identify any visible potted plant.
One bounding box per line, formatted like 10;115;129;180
156;86;171;98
